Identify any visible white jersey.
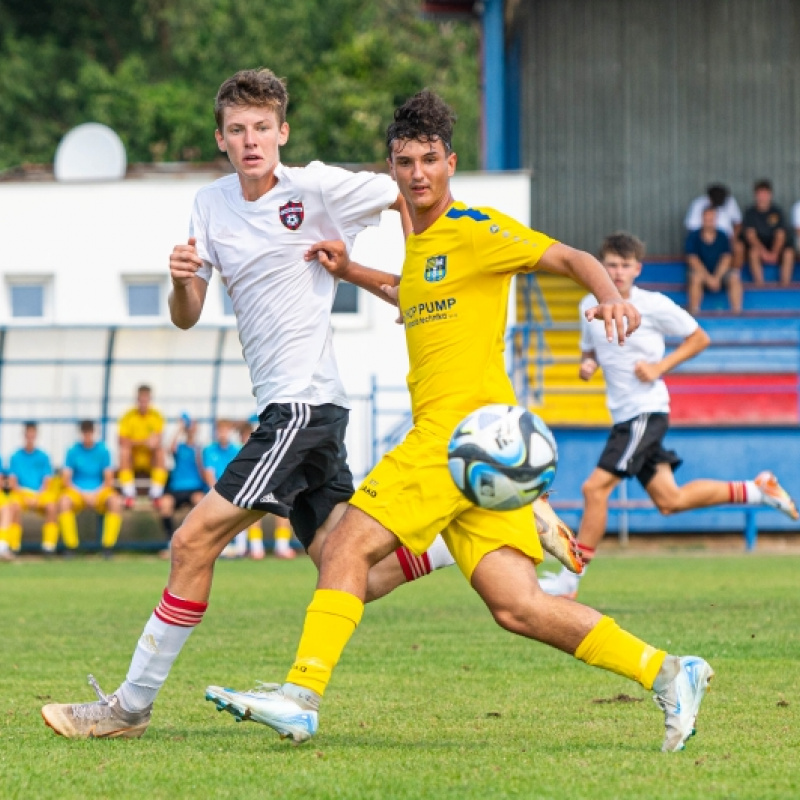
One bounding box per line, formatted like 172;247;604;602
191;162;397;411
684;194;742;238
579;286;698;423
792;200;800;231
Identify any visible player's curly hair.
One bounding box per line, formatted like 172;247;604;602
599;232;646;262
386;90;456;155
214;68;289;129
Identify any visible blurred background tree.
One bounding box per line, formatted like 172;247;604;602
0;0;479;170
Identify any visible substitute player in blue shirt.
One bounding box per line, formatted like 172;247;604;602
158;417;208;550
7;422;59;553
59;420;123;557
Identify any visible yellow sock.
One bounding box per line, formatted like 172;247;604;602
8;522;22;551
248;523;263;542
574;615;666;690
102;512;122;549
42;521;59;552
286;589;364;696
150;467;168;498
58;511;79;549
274;520;291;544
119;468;135;496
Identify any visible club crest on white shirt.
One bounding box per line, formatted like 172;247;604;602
279;200;305;230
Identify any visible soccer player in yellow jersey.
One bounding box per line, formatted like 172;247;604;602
204;91;714;752
117;385;168;506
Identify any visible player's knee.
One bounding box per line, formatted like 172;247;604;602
652;495;680;515
487;599;533;637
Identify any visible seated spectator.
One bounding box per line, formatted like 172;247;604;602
741;179;795;286
685;206;741;314
118;384;168;507
159;415;207;552
0;459;14;560
685;182;744;267
59;420;123;558
6;422;59;553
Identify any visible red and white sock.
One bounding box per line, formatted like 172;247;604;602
728;481;762;505
116;589;207;712
396;534;454;581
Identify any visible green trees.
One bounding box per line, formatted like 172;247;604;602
0;0;479;171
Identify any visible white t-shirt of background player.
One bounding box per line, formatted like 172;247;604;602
191;162;397;411
792;200;800;232
684;194;742;238
579;286;698;424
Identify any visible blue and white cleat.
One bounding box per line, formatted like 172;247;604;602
205;682;318;743
653;656;714;752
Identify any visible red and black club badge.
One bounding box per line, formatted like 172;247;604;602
279;201;304;230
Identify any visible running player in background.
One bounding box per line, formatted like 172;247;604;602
59;421;123;558
117;385;167;507
203;90;713;753
7;422;59;553
539;232;799;600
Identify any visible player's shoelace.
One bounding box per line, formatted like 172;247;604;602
71;675;112;720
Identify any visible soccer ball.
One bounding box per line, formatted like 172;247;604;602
447;404;558;511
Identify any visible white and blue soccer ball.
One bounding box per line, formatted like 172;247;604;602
447;404;558;511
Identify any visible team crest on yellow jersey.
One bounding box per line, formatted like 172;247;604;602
424;256;447;282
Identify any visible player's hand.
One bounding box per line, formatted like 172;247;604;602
585;300;640;344
578;357;598;381
380;284;403;324
306;240;350;278
170;237;202;286
634;360;662;382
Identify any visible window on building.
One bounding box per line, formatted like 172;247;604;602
126;281;162;317
332;282;359;314
10;283;46;318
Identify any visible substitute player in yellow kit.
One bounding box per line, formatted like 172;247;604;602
205;91;714;753
117;385;168;506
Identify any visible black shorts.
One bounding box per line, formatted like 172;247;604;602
597;412;682;487
165;489;205;510
214;402;354;549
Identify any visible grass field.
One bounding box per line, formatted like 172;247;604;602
2;551;799;799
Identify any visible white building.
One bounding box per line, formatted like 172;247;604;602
0;160;530;479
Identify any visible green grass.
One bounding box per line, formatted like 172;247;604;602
2;553;799;799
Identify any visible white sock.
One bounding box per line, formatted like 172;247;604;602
116;614;196;712
744;480;763;504
427;535;455;570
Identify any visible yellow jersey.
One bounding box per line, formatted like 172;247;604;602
400;202;556;435
118;408;164;443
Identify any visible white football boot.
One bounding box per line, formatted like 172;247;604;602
653;656;714;752
206;683;318;743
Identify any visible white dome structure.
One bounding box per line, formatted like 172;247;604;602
54;122;127;182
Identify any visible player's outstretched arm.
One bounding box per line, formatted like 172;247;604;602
538;243;641;344
306;240;400;306
634;326;710;382
169;237;208;330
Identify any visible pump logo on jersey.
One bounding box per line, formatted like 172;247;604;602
279;201;304;230
424;256;447;282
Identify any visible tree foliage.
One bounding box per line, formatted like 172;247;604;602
0;0;479;171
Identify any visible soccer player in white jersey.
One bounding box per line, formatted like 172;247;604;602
41;67;459;740
540;232;799;600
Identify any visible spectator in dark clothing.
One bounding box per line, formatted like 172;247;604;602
741;179;795;286
685;206;741;314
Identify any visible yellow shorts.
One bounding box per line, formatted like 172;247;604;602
63;486;116;514
132;444;154;473
10;487;59;511
349;422;543;581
